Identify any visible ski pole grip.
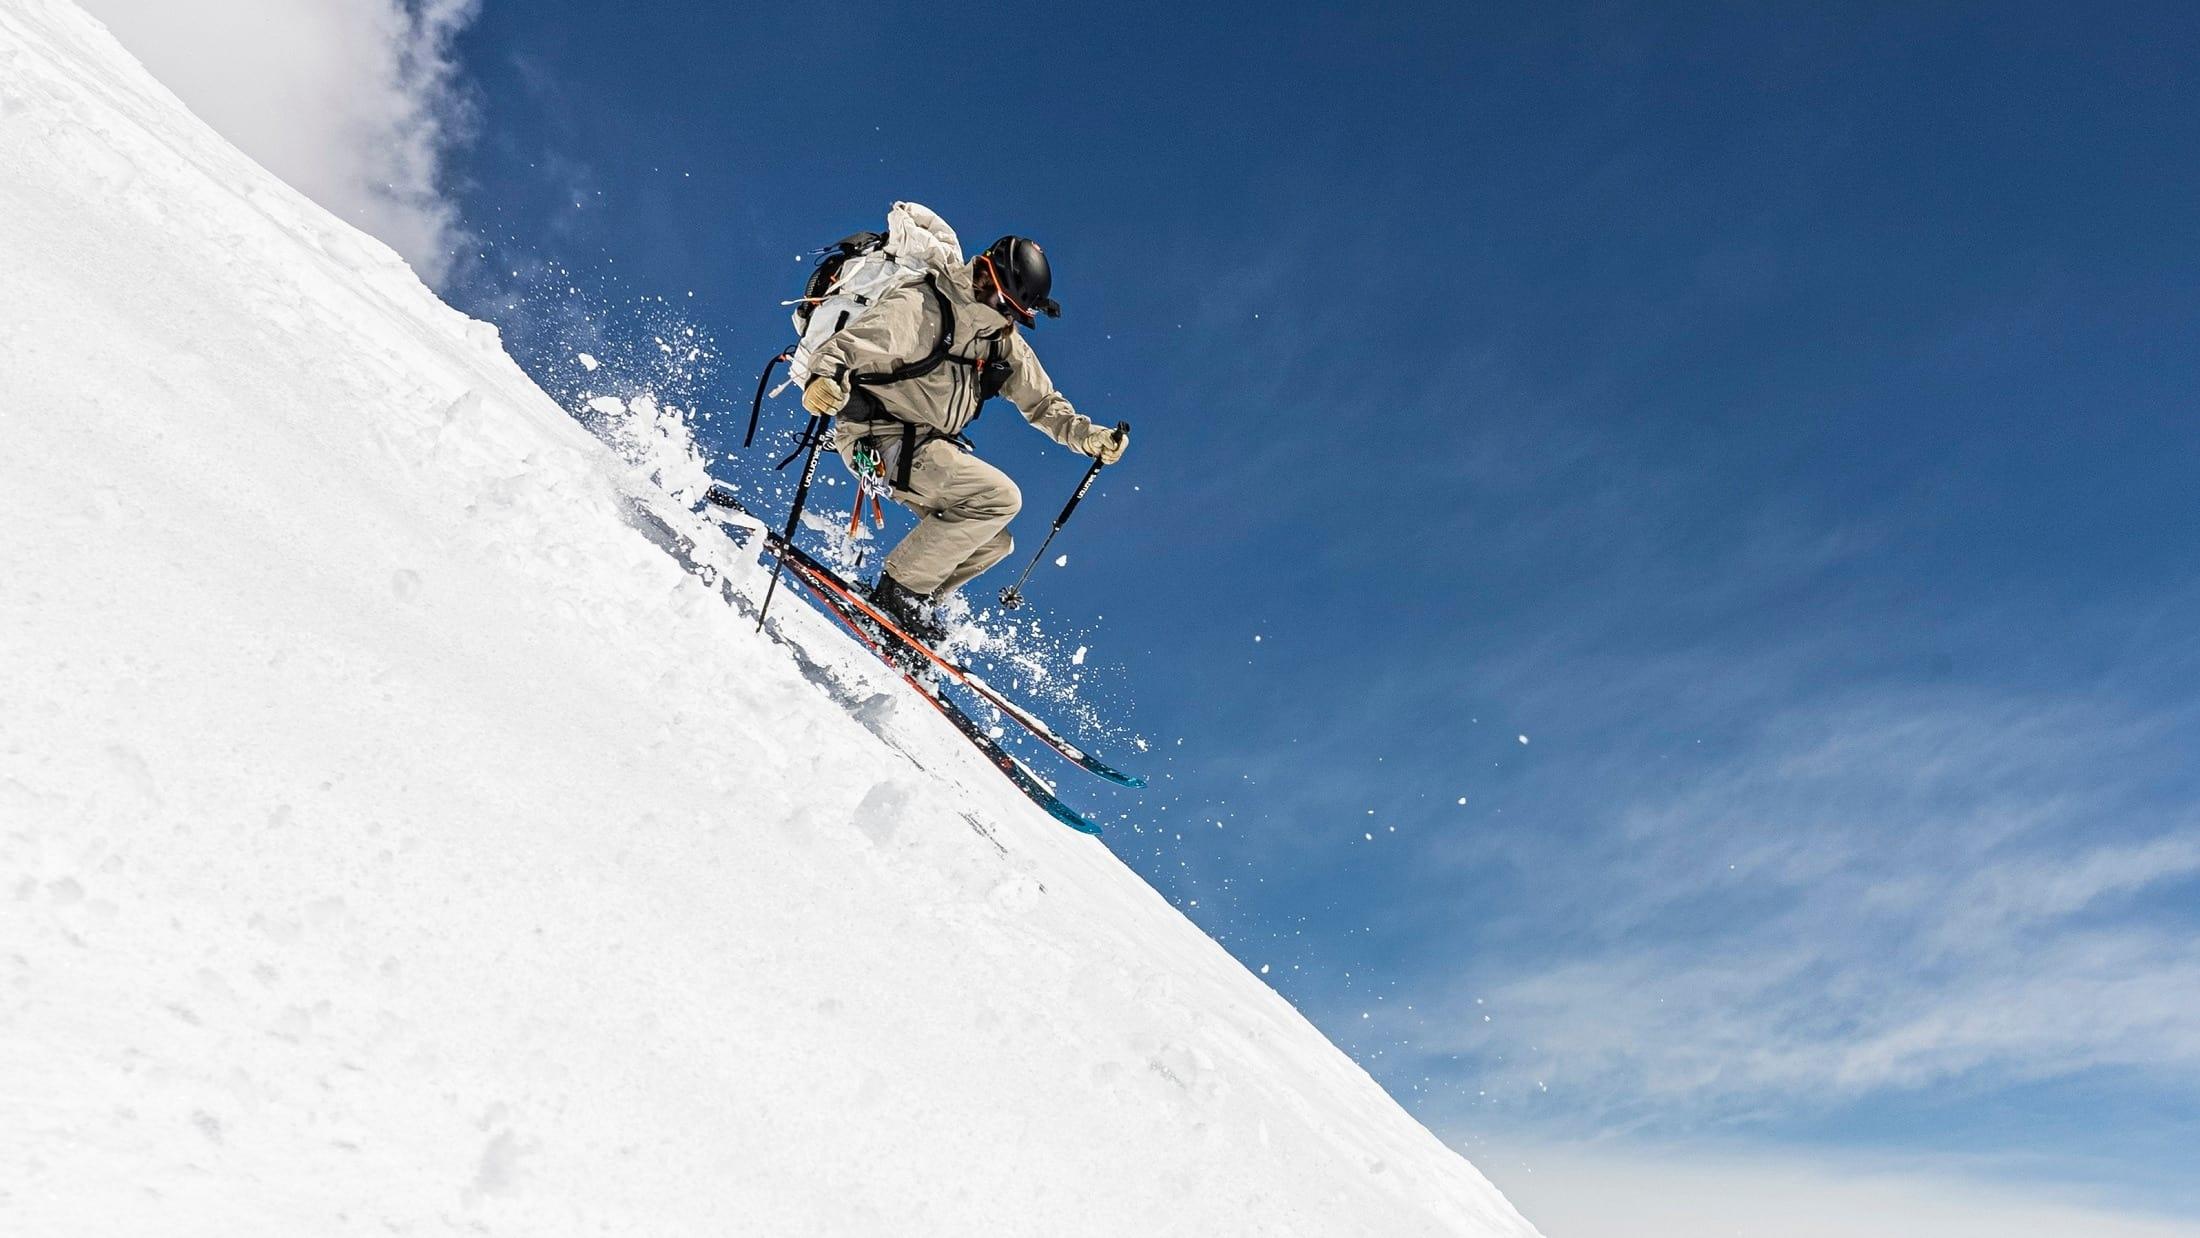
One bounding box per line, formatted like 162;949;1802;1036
1055;422;1127;527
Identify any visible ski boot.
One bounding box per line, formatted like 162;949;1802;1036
868;572;946;672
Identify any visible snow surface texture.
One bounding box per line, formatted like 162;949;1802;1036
0;4;1541;1234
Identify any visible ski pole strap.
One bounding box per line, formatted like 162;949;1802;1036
774;415;827;471
745;348;792;448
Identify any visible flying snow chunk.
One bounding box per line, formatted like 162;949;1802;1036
1517;734;1529;745
1071;645;1088;666
577;352;600;371
1457;797;1467;806
1054;554;1069;567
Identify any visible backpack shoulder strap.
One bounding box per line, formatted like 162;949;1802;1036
849;274;955;390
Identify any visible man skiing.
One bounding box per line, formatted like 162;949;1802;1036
796;234;1127;645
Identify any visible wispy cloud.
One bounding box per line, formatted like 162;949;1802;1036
82;0;480;284
1406;683;2200;1121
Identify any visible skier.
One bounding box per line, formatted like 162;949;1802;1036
796;234;1127;645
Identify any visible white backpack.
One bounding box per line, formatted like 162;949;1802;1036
745;202;964;446
792;203;962;382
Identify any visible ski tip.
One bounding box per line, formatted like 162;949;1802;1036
1078;762;1146;789
1048;803;1105;835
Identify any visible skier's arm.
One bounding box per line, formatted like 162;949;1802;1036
808;283;927;387
1003;333;1100;450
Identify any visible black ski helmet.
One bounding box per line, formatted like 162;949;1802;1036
977;235;1061;325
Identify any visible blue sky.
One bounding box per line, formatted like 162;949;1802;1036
100;0;2198;1229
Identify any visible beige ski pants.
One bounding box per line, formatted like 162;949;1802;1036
838;429;1022;597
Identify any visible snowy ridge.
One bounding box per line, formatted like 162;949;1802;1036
0;3;1540;1234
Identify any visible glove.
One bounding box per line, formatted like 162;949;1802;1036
802;376;848;418
1081;422;1128;466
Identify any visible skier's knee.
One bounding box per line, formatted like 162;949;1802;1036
982;477;1022;522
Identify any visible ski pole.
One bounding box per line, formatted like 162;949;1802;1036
757;415;832;630
999;421;1127;611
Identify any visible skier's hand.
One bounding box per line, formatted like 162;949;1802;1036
1081;422;1128;466
802;376;848;418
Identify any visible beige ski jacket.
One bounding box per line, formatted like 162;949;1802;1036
808;260;1098;451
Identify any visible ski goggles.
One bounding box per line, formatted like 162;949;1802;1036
974;252;1039;326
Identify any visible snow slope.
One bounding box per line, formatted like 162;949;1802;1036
0;3;1542;1234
